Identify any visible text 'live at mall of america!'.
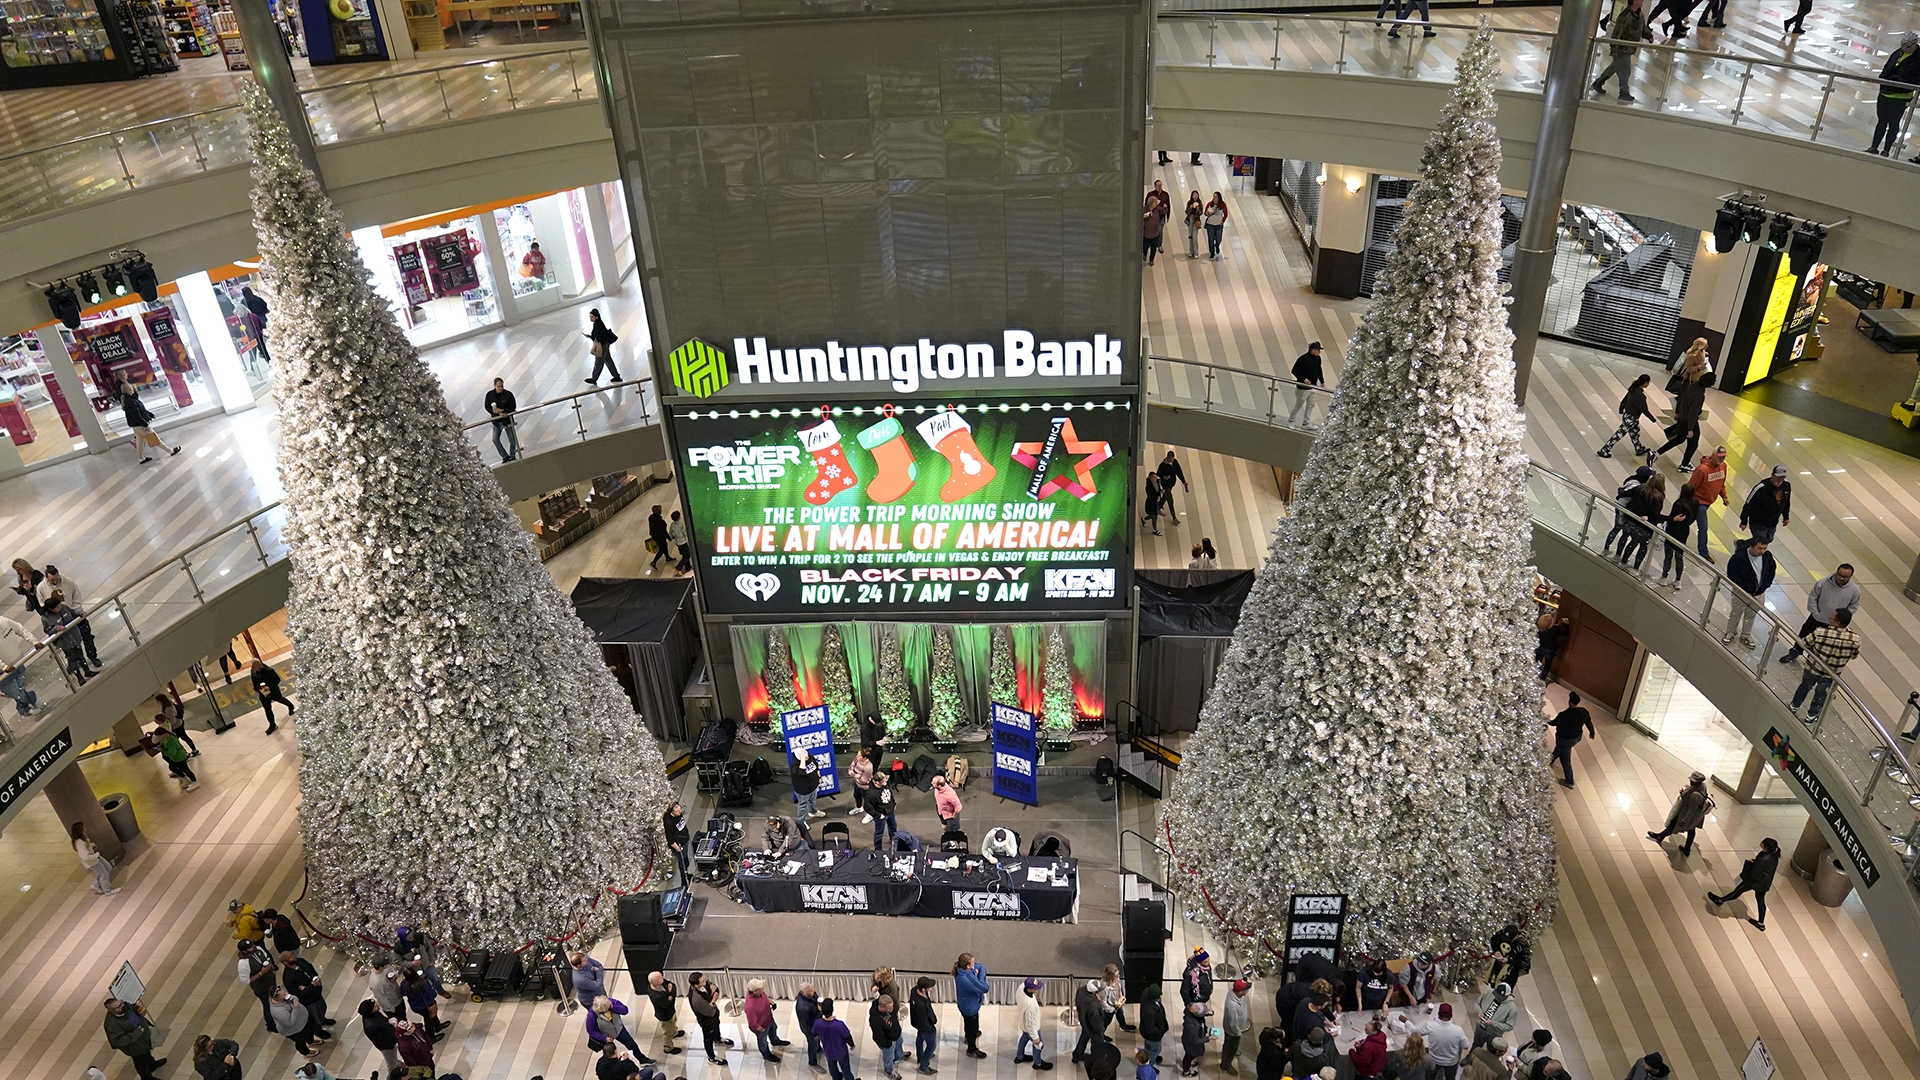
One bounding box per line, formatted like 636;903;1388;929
666;331;1138;618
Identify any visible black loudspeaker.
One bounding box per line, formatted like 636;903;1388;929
1120;950;1162;1000
1122;898;1165;952
624;942;673;983
619;892;666;946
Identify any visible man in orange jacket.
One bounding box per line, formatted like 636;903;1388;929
1686;447;1730;562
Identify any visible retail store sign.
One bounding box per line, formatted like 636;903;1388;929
677;399;1132;616
0;727;72;809
1763;728;1879;887
667;331;1128;398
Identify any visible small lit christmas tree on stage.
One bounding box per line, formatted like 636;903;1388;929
243;84;671;948
1161;27;1557;962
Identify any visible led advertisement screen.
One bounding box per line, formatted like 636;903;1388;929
675;397;1134;617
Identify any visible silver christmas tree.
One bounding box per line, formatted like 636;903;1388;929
1161;28;1556;961
243;85;670;947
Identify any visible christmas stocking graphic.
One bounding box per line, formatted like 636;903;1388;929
856;416;918;503
916;410;996;503
799;419;859;505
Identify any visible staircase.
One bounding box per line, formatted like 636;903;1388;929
1113;700;1180;797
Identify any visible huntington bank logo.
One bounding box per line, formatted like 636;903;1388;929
669;338;730;398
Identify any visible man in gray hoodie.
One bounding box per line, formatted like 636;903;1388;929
1219;979;1251;1075
1779;563;1860;664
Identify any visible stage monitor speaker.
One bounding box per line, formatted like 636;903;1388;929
1120;949;1162;1000
623;940;673;982
619;892;666;946
1122;897;1165;952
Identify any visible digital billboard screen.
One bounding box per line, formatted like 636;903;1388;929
674;397;1134;616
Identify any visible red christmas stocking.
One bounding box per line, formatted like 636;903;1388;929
856;416;918;503
799;419;859;505
916;410;996;503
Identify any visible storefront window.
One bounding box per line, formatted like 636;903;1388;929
0;332;89;463
209;272;276;399
377;216;500;347
1629;652;1790;799
62;293;221;438
492;190;597;314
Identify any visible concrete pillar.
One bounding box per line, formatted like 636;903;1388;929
43;764;123;863
176;272;258;416
585;184;622;297
1509;0;1604;405
28;328;111;454
1672;234;1753;372
1311;165;1370;299
111;711;146;754
231;0;324;182
477;211;522;328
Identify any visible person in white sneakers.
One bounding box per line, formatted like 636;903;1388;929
73;822;118;895
1015;977;1055;1070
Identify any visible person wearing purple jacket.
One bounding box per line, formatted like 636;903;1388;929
589;996;656;1064
814;998;859;1080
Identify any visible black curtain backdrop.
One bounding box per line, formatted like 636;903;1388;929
570;577;702;742
1135;570;1253;733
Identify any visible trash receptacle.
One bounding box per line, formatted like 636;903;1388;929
98;793;139;843
1812;853;1854;907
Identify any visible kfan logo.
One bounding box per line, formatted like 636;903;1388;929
1044;568;1115;599
952;891;1023;918
801;885;870;911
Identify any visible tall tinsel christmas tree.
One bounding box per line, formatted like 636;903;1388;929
1160;28;1556;962
242;85;671;948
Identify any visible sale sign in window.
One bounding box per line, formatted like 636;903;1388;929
674;397;1135;616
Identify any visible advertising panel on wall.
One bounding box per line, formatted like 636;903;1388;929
676;396;1133;617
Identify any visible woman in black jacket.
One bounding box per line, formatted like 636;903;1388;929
193;1034;241;1080
585;309;622;384
118;379;180;463
1651;373;1713;470
1709;837;1780;931
1617;471;1665;572
1595;373;1657;461
1656;483;1701;589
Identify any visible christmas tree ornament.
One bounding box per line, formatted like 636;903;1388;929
856;415;918;503
799;419;859;505
916;410;996;502
240;83;670;950
1160;27;1556;963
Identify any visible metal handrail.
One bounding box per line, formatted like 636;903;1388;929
1593;34;1920;93
0;106;243;168
1146;353;1918;808
302;45;588;92
1162;10;1556;39
0;376;655;714
1118;827;1176;894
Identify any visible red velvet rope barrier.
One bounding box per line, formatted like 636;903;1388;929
1159;818;1540;968
286;848;657;956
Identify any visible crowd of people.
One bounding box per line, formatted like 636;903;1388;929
1143;180;1231;264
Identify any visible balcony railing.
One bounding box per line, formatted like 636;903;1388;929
0;46;596;226
1156;12;1919;160
0;373;651;750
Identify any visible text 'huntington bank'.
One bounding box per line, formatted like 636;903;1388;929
731;330;1124;394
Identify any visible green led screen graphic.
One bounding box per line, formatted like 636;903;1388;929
676;398;1134;616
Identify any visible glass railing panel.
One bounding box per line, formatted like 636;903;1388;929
113;563;202;649
499;51;584;110
304;82;388;144
440;62;517;121
183;528;264;605
77;596;139;672
195;109;253;171
33;136;132;214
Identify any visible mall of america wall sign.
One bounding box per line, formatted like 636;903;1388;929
674;398;1133;616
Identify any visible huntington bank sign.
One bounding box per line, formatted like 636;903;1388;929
667;331;1127;398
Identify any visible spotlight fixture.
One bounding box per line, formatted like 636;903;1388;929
74;270;102;306
1789;220;1827;277
122;254;159;303
1738;204;1768;245
1766;212;1794;252
102;263;127;297
1711;201;1742;254
44;281;81;329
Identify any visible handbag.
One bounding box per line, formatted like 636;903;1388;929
590;340;606;359
587;1036;607;1052
141;431;162;447
646;538;661;554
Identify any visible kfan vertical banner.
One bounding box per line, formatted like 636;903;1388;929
990;701;1038;806
780;705;840;797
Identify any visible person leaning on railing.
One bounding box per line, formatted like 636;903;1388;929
1868;32;1920;157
